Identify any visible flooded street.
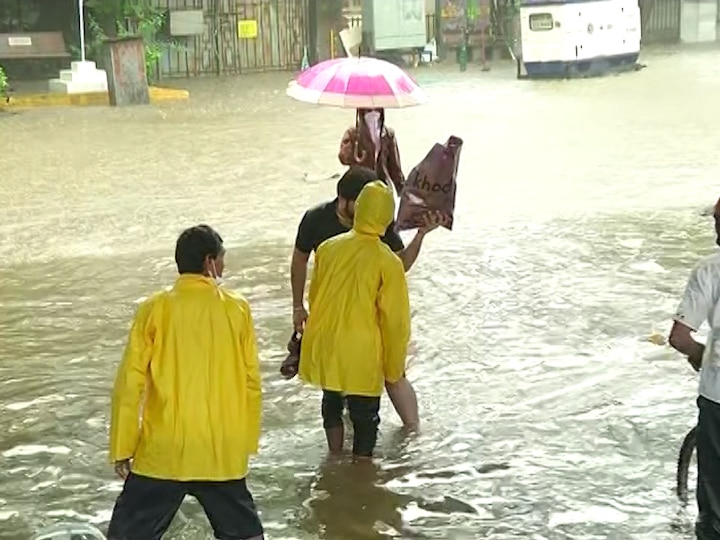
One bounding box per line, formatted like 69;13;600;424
3;45;720;539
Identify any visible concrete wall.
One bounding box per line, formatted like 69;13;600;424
680;0;718;42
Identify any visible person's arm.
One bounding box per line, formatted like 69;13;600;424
669;264;712;370
110;299;155;464
291;211;315;330
382;221;420;272
291;249;311;310
240;301;262;454
378;255;411;383
308;244;325;310
396;231;426;272
388;212;448;272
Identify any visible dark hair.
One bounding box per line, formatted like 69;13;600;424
336;166;378;201
175;224;224;274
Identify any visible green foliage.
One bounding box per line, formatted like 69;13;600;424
0;65;7;98
69;14;108;61
79;0;179;81
122;1;168;80
84;0;124;17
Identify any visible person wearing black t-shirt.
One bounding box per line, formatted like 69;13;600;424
291;166;446;428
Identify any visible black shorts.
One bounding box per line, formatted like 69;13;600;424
321;390;381;457
696;396;720;539
106;473;263;540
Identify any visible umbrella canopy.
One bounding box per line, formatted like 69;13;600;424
286;57;428;109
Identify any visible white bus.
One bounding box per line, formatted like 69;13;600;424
518;0;642;78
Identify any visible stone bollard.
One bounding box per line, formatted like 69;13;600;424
101;36;150;107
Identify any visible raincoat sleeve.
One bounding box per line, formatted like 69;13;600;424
308;244;326;309
240;301;262;454
110;299;155;462
338;127;357;166
377;255;411;383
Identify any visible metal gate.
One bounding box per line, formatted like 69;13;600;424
640;0;682;43
157;0;308;77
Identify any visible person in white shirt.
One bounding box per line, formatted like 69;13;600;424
670;198;720;539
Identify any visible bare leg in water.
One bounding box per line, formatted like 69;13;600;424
385;376;419;430
323;383;417;455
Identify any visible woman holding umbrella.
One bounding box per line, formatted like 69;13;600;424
338;107;405;196
287;56;427;198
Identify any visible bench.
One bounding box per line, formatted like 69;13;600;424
0;32;71;60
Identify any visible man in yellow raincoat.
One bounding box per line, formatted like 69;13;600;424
107;225;264;540
291;167;446;430
300;181;411;459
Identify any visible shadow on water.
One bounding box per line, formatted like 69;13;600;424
301;458;416;539
299;450;494;540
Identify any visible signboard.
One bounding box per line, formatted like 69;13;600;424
238;20;258;39
8;36;32;46
440;0;492;47
169;10;204;36
363;0;427;51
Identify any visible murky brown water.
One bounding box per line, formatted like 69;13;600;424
2;45;720;539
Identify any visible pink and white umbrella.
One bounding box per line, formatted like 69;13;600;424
286;57;428;109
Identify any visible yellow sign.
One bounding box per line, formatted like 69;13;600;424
238;20;258;39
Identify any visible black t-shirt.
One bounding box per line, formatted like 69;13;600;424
294;199;404;254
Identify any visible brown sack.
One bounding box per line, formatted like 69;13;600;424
396;136;463;232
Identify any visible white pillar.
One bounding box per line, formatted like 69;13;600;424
78;0;86;62
48;0;108;96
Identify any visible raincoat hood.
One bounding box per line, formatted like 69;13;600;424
353;180;395;236
300;183;411;397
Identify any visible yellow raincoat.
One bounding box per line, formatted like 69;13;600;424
109;274;262;481
300;181;411;397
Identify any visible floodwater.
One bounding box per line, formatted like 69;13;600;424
1;44;720;539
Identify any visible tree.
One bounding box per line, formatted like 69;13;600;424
77;0;170;81
0;65;8;100
84;0;124;37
